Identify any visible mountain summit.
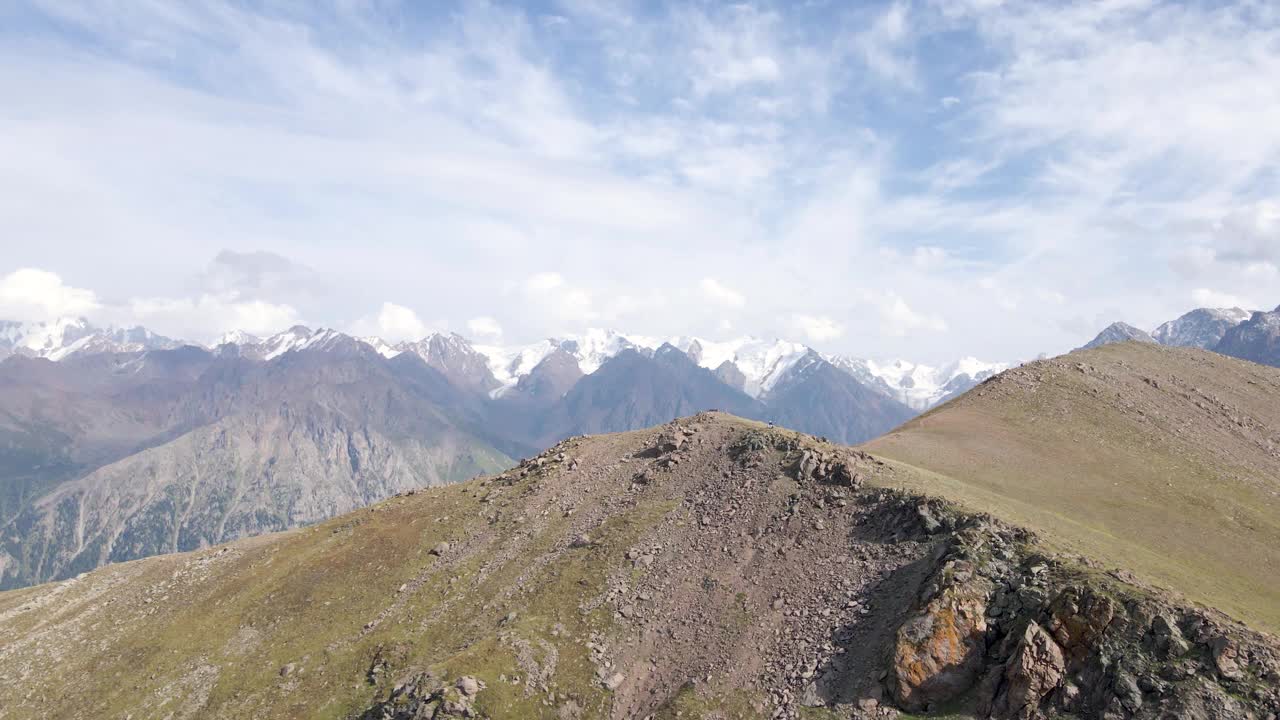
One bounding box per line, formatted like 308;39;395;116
1152;307;1253;348
1212;306;1280;368
1077;321;1156;351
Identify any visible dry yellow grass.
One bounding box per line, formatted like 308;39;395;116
864;342;1280;633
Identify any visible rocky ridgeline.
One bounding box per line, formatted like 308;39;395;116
355;416;1280;720
571;418;1280;719
884;498;1280;719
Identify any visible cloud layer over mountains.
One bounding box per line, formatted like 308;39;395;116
3;2;1279;362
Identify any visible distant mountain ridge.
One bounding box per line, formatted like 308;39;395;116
1078;321;1156;350
1081;305;1280;368
0;317;182;361
1213;305;1280;368
11;299;1279;591
4;316;1008;411
0;319;924;590
0;343;514;589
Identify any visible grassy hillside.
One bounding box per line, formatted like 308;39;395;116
2;412;1277;719
865;342;1280;633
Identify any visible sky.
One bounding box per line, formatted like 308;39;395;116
1;0;1279;363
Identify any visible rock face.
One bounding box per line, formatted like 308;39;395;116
713;359;747;391
1078;322;1157;351
398;333;503;394
891;560;993;710
512;348;582;401
1153;307;1252;349
885;513;1280;720
992;622;1065;720
1213;306;1280;367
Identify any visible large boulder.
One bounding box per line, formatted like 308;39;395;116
891;560;993;711
991;622;1066;719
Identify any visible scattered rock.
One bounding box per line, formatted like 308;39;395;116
456;676;482;697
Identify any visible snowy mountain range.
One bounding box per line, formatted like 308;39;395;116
1081;305;1280;369
0;317;181;361
0;318;1008;411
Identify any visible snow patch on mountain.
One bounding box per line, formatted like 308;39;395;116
3;318;1011;411
667;336;812;398
828;354;1010;411
1152;307;1253;349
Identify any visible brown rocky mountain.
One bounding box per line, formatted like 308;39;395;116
762;351;916;445
1;413;1276;719
1077;321;1157;350
397;333;503;394
0;344;512;589
530;345;766;446
1213;305;1280;367
0;327;918;591
512;348;584;402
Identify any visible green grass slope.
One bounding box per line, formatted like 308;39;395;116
864;342;1280;633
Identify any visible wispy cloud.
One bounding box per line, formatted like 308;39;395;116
0;1;1277;361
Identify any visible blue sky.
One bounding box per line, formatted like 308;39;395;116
1;0;1278;363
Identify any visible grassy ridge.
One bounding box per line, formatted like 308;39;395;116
865;342;1280;633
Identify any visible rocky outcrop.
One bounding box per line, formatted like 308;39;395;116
891;559;993;710
989;621;1065;719
881;503;1280;720
359;673;486;719
713;359;747;391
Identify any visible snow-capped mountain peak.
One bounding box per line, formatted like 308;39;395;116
1152;307;1253;349
666;335;811;398
215;329;262;347
825;354;1010;411
0;317;181;362
2;317;1016;411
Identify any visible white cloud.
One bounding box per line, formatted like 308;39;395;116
525;272;565;292
1212;201;1280;265
467;315;503;339
792;314;843;342
0;268;100;322
3;1;1279;364
699;277;746;308
857;291;948;337
911;246;947;268
128;293;300;341
351;302;427;343
854;2;916;88
1190;288;1257;311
